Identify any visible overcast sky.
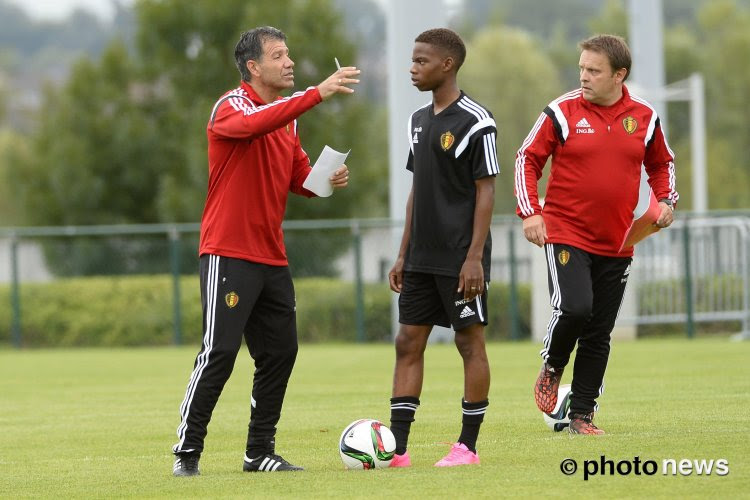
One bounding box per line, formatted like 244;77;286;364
3;0;134;21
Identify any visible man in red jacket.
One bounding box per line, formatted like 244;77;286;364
515;34;677;435
172;26;360;476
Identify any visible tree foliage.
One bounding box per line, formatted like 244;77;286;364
7;0;750;234
9;41;170;225
460;27;563;212
12;0;386;229
134;0;387;222
693;0;750;208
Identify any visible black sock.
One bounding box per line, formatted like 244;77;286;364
458;399;488;453
389;396;420;455
246;437;275;459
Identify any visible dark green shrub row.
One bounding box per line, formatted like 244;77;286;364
0;275;530;347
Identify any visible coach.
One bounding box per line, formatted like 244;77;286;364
515;34;678;435
172;26;359;476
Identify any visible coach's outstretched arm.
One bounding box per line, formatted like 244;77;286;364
318;67;361;100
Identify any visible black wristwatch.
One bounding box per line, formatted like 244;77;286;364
659;198;674;210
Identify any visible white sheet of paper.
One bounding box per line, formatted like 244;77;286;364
302;145;350;197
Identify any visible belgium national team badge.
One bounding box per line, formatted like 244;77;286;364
225;291;239;308
285;123;291;134
558;250;570;266
622;116;637;134
440;131;455;151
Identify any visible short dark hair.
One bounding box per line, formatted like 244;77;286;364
415;28;466;72
579;34;631;81
234;26;287;82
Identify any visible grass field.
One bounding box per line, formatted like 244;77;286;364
1;338;748;498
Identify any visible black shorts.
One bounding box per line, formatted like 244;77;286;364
398;271;489;330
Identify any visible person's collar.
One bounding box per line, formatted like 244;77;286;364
579;83;630;109
621;83;632;103
240;80;272;105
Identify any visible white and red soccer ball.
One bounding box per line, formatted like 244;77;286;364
339;419;396;469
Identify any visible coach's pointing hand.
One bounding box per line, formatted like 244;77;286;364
318;67;360;100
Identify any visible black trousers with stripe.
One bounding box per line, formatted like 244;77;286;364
541;244;631;415
173;254;298;456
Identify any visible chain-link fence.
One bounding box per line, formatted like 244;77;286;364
0;217;529;347
3;213;749;348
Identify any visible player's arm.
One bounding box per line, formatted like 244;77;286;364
643;119;678;228
211;67;360;140
515;113;557;247
389;184;414;293
459;176;495;301
210;87;321;140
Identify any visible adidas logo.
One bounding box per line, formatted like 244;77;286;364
575;116;595;134
244;455;284;472
459;306;475;319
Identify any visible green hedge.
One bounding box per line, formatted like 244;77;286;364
0;275;530;347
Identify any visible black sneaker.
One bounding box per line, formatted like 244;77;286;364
173;453;200;477
243;452;304;472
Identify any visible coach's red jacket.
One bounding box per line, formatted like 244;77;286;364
514;85;679;257
199;82;321;266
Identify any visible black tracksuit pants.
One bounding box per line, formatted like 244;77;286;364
541;244;632;415
173;254;298;456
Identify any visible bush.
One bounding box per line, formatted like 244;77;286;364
0;275;531;347
0;276;201;347
636;274;745;337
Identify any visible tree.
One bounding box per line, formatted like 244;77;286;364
10;0;388;275
0;129;30;225
133;0;387;223
696;0;750;209
460;26;563;213
9;41;167;225
13;0;386;226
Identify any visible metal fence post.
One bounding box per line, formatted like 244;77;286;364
682;218;695;339
508;225;521;340
352;221;365;343
10;234;21;348
169;227;183;345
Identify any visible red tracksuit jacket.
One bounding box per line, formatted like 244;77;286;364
514;85;678;257
199;82;322;265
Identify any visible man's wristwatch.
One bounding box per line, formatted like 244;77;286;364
659;198;674;211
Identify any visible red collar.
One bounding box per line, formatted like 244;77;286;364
240;81;284;106
579;84;632;110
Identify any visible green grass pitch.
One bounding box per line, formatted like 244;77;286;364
1;338;748;498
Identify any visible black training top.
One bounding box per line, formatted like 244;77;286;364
404;91;499;278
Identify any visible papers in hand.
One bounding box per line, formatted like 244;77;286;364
619;189;661;252
302;145;350;197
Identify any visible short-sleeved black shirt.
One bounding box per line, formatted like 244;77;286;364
404;91;499;278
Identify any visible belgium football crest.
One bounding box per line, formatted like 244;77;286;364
440;131;455;151
558;250;570;266
622;116;637;134
225;291;239;308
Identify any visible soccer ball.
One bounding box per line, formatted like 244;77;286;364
543;384;572;432
339;419;396;469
